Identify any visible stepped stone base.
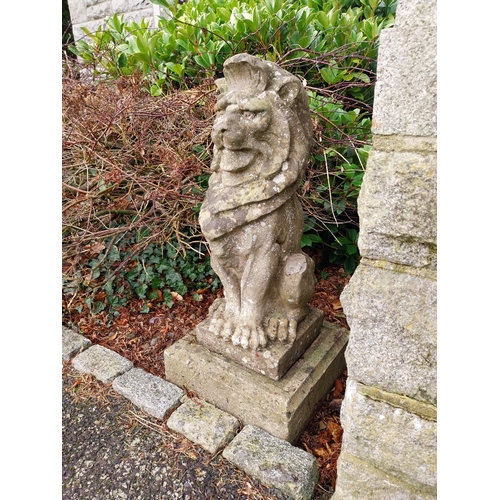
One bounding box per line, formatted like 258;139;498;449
164;321;349;443
196;301;324;381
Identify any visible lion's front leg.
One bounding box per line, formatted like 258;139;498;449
208;252;241;340
231;242;281;350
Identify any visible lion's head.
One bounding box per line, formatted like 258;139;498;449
200;53;313;240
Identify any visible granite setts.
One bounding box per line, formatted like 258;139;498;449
63;326;319;500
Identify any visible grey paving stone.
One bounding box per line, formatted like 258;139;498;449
112;368;184;420
71;344;133;383
167;398;240;454
223;425;318;500
62;327;91;361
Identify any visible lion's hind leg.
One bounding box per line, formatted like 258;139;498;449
231;236;281;350
274;252;315;343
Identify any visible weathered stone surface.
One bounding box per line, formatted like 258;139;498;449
356;149;436;269
333;452;436;500
372;135;436;154
72;345;133;383
62;327;91;361
196;302;323;380
111;0;132;15
371;0;436;137
339;380;436;489
199;53;315;353
112;367;183;420
87;2;113;20
164;322;348;443
68;0;157;42
332;1;437;498
357;383;437;422
391;0;437;30
129;0;151;9
167;398;240;454
120;10;154;24
67;0;87;24
340;262;436;405
223;425;318;500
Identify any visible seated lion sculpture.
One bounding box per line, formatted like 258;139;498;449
199;53;315;351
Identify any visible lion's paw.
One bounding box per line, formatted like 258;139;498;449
267;316;297;344
208;301;238;341
208;302;225;336
221;320;234;341
232;324;267;351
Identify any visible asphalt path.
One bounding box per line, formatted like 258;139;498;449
62;365;288;500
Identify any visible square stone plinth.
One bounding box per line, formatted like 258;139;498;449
164;321;349;443
196;303;324;381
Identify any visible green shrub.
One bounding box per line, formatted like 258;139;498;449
67;0;397;276
70;0;395;93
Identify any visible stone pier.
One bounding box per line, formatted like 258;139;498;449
332;0;437;498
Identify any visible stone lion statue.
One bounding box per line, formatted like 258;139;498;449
199;53;315;351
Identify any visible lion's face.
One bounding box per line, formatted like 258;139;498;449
211;90;290;186
212;95;272;153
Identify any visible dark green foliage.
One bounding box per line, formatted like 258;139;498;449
63;232;220;322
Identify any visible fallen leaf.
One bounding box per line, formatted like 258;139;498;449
317;429;332;446
314;447;329;458
327;420;343;442
333;378;343;398
171;291;183;302
175;438;192;452
332;299;343;310
83;271;93;287
90;241;106;255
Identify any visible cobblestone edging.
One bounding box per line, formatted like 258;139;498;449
62;326;319;500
